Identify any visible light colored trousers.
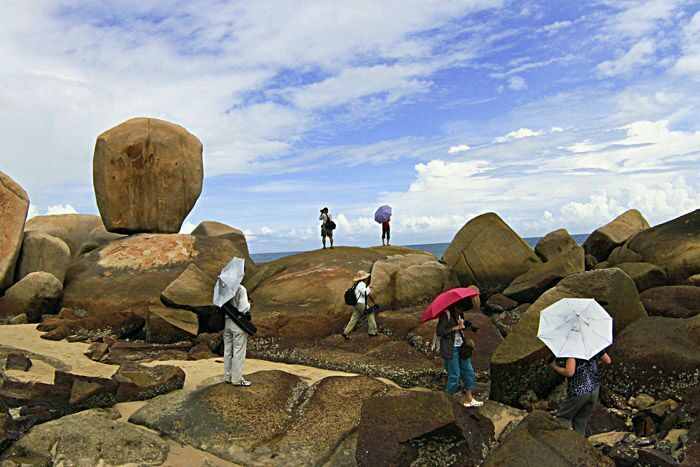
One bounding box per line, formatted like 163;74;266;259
343;302;378;336
223;318;247;383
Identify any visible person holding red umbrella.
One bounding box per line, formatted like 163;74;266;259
422;286;483;407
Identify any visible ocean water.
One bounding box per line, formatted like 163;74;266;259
251;234;589;264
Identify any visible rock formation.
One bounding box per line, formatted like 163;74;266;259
0;171;29;291
583;209;650;262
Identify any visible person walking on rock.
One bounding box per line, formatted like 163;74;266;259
550;351;612;435
319;207;335;249
436;299;483;408
342;271;378;338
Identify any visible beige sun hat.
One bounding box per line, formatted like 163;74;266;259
353;270;371;282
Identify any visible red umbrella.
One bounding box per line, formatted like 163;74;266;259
420;287;480;323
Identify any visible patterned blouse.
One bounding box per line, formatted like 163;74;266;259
567;356;601;397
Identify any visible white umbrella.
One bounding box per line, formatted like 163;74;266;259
537;298;612;360
213;257;245;307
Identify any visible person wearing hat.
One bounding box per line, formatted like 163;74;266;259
342;270;378;338
319;207;335;249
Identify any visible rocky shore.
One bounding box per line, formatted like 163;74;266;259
1;117;699;466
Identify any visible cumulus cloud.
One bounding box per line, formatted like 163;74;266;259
494;128;544;143
597;39;656;77
448;144;471;154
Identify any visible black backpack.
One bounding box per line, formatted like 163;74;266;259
344;283;359;306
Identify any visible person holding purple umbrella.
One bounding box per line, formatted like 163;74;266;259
374;205;392;246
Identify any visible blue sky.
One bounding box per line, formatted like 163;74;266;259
2;0;699;252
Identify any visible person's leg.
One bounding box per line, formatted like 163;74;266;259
367;310;378;336
556;394;588;431
343;307;362;336
572;390;598;436
222;320;234;382
386;227;390;246
329;232;334;248
444;351;461;395
231;328;248;384
459;357;479;404
322;232;327;249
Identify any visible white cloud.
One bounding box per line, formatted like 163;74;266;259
508;76;527;91
46;204;78;215
539;20;573;34
673;12;700;77
601;0;683;38
494;127;544;143
551;127;564;133
597;38;656;77
448;144;471;154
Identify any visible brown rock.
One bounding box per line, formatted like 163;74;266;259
15;232;71;283
585;254;598;270
503;246;584;302
160;263;216;313
491;268;646;406
93;117;203;234
486;293;519;314
442;213;541;295
101;340;192;364
145;306;198;344
37;308;144;341
615;262;668;292
607;245;644;265
356;391;495;467
84;342;110;361
188;342;216;360
1;272;62;322
464;312;503;372
112;364;185;402
191;221;252;261
583;209;650;261
641;286;700;319
0;171;29;291
483;411;614;467
5;353;31;372
637;448;677;467
535;228;581;262
24;214;105;257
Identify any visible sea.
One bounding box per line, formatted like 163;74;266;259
250;233;589;264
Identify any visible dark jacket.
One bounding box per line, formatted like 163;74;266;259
436;310;471;360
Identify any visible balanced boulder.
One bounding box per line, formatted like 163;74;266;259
0;272;62;322
93;117;203;234
640;286;700;319
24;214;105;257
491;268;646;406
15;232;71;283
442;213;540;295
0;171;29;291
583;209;649;262
602;315;700;400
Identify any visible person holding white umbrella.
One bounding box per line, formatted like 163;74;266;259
538;298;613;435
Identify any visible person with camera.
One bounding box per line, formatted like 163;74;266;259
436;295;482;407
342;270;378;339
319;207;335;249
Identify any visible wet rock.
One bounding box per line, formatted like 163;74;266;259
535;228;582;262
145;306;198;344
484;411;614;467
15;232;71;284
442;213;540;295
583;209;649;262
112;363;185;402
1;408;169;466
616;262;668;292
94;117;203;234
356;390;495;467
0;272;62;323
491;269;646;406
641;286;700;319
0;171;29;292
4;354;31;372
603;315;700;400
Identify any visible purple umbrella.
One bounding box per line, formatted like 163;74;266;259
374;205;392;224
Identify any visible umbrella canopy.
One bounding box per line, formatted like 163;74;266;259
420;287;479;322
213;257;245;307
537;298;613;360
374;205;392;224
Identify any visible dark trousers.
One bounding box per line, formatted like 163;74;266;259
557;388;599;435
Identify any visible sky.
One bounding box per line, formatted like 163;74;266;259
2;0;699;253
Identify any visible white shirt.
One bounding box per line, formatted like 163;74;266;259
227;285;250;315
355;281;371;306
454;331;464;347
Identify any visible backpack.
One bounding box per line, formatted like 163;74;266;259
327;220;336;230
344;283;359;306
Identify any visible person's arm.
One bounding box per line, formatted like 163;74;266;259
550;357;576;377
436;313;464;337
600;353;612;365
237;285;251;314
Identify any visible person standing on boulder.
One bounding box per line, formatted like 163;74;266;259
381;219;391;246
319;207;335;249
436;297;483;408
342;271;378;338
550;351;612;435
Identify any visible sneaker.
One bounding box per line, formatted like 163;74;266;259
463;399;484;408
233;379;252;387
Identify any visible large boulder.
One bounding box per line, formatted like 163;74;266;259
535;228;582;262
93;117;203;234
490;268;646;406
144;306;198;344
24;214;106;257
0;272;62;323
463;311;503;372
483;411;614;467
442;213;540;295
1;409;169;466
0;171;29;291
370;253;454;309
356;391;495;467
640;286;700;319
15;232;71;283
602;315;700;400
191;220;252;260
583;209;650;261
503;247;584;303
615;262;668;292
622;209;700;284
112;363;185;402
